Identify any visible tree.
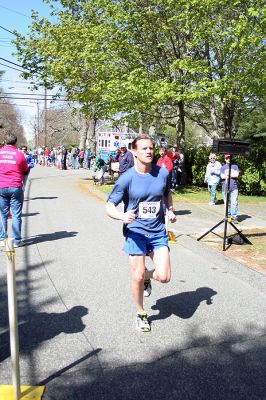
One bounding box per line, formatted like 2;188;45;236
0;72;26;144
14;0;265;146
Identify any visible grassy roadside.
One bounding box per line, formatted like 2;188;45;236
172;186;266;204
95;180;266;204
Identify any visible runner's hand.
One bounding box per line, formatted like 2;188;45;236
168;210;176;223
123;209;136;223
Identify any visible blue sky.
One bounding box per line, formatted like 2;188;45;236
0;0;58;138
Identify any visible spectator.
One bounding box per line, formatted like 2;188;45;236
20;145;34;189
93;156;107;185
78;148;85;168
44;147;50;166
114;148;121;162
61;146;68;170
168;145;184;188
204;153;221;205
84;147;93;169
0;133;29;247
221;154;240;223
118;144;134;175
70;146;79;169
156;146;173;173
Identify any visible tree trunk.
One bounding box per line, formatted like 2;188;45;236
210;97;219;138
175;101;185;145
86;118;97;154
221;101;234;139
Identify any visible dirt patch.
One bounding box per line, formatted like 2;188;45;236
195;228;266;276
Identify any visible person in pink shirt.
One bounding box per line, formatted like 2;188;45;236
0;133;29;247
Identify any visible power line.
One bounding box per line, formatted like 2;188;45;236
0;25;17;36
0;95;68;102
1;79;35;84
0;4;32;19
3;92;61;97
0;57;24;69
0;62;25;73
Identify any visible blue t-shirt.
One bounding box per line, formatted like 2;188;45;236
107;165;171;235
221;164;239;191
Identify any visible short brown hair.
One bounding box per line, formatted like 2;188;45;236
5;133;17;145
131;134;153;150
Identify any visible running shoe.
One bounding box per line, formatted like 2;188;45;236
136;312;150;332
144;279;152;297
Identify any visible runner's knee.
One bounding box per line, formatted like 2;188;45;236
132;269;145;284
154;271;171;283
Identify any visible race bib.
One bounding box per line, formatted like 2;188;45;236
138;201;160;219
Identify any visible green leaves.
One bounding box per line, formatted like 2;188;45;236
14;0;266;140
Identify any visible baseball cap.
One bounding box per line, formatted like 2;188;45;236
120;143;126;148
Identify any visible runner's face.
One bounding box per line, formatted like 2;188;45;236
134;139;154;164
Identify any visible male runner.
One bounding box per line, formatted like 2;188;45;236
106;134;176;332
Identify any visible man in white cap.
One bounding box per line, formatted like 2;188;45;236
118;143;134;175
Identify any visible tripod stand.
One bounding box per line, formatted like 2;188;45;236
197;155;252;251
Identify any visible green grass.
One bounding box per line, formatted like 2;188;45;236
173;186;266;204
95;181;266;204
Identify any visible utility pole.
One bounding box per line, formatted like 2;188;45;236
36;100;40;147
44;87;47;147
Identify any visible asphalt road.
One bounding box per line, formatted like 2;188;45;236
0;166;265;400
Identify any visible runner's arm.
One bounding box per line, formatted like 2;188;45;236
106;201;135;223
163;192;176;222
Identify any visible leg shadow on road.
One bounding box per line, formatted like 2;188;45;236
0;305;88;362
22;230;78;245
150;287;217;322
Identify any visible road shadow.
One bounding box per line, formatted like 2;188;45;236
174;210;192;216
27;196;58;200
22;212;40;217
38;349;102;387
216;199;224;205
150;287;217;322
39;324;266;400
0;305;88;362
238;214;252;222
22;230;78;246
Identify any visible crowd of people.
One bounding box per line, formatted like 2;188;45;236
23;145;95;171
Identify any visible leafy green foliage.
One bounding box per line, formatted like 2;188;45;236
13;0;266;144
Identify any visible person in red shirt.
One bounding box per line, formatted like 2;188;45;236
0;133;29;247
156;146;173;173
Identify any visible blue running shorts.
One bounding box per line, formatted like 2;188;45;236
123;231;169;255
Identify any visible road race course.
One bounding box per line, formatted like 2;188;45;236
0;165;265;400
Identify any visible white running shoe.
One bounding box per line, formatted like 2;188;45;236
136;312;150;332
144;279;152;297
